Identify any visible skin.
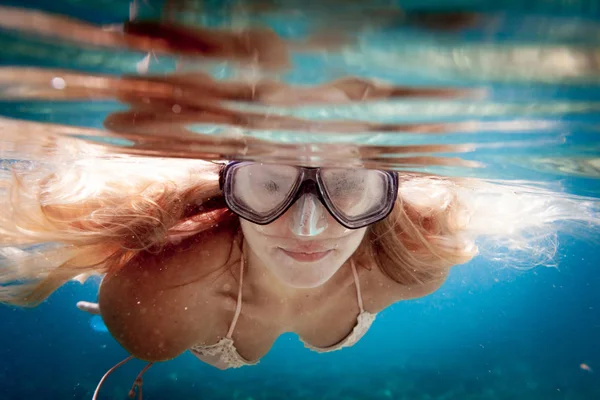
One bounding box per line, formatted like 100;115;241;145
97;198;449;365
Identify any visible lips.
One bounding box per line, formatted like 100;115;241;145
278;247;333;262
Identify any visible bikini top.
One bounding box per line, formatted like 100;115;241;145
189;255;377;369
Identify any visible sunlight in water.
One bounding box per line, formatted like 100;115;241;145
0;0;598;192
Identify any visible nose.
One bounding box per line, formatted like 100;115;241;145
288;193;328;237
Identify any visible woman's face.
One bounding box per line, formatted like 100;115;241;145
241;194;367;288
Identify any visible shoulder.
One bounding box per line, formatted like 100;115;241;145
98;222;240;361
387;269;449;301
359;258;450;311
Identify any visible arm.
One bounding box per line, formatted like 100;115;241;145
76;301;101;315
97;225;238;362
367;176;473;302
387;267;450;302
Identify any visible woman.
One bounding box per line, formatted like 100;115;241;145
1;4;596;399
0;149;597;399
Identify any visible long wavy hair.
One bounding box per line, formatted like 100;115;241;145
0;142;598;306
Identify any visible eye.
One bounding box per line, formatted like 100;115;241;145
264;180;279;192
329;177;364;196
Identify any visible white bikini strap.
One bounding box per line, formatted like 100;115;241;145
350;259;365;313
226;251;245;339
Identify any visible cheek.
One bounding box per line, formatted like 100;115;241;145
249;217;289;237
335;228;367;256
241;220;271;249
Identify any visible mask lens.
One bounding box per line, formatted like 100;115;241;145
320;168;390;221
231;163;300;216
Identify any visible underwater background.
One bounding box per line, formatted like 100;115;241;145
0;0;599;399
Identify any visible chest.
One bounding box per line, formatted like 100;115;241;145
195;262;395;362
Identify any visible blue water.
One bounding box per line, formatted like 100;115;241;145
0;239;597;399
90;316;108;333
0;0;599;399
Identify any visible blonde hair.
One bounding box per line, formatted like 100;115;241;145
1;150;598;306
